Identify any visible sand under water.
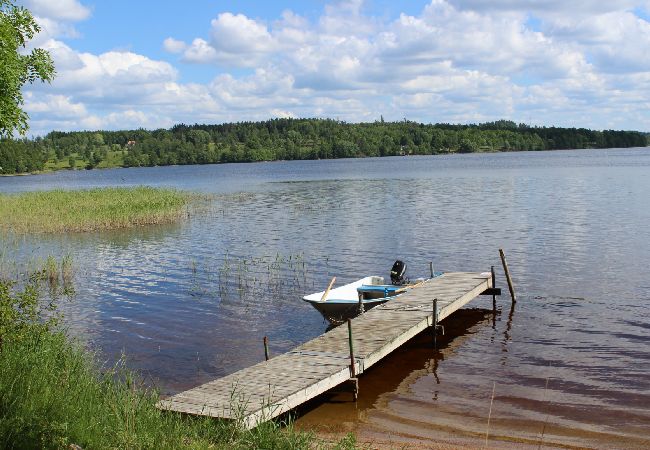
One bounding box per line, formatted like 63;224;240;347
295;309;649;449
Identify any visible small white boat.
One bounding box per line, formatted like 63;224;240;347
302;276;408;324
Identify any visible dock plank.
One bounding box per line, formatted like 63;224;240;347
158;271;491;428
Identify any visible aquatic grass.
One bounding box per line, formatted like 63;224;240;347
0;187;190;234
0;279;355;449
209;251;309;301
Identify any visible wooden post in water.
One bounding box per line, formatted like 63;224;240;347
499;249;516;304
491;265;496;312
429;261;434;278
347;319;358;401
263;336;270;361
433;298;439;350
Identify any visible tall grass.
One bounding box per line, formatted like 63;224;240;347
0;330;320;449
0;187;190;234
0;279;355;449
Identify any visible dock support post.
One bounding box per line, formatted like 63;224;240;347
429;261;434;278
347;319;358;401
263;336;270;361
499;249;516;304
433;298;439;349
358;292;364;316
491;265;496;312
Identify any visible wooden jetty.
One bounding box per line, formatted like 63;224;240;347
158;271;495;429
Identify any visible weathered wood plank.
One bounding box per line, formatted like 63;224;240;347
158;271;491;428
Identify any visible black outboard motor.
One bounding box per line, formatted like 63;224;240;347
390;260;408;285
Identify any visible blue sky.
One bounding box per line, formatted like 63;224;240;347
19;0;650;135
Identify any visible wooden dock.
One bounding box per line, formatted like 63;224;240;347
158;271;493;429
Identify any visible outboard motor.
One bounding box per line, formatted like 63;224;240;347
390;260;408;285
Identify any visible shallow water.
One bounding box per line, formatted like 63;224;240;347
2;148;649;447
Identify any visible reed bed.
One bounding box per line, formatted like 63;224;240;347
0;187;190;234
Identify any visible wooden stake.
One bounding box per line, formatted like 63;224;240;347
491;265;496;312
358;291;364;315
320;277;336;301
429;261;434;278
263;336;269;361
499;249;516;304
347;319;356;378
433;298;439;349
347;318;358;401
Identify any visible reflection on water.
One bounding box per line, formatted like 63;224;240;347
1;148;650;447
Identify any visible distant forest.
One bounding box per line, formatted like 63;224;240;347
0;119;647;175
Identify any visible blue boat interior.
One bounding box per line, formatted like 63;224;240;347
357;284;402;299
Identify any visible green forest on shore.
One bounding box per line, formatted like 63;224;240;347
1;118;647;175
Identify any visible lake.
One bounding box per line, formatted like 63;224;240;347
2;148;649;448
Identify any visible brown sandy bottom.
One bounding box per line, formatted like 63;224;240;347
297;392;648;449
298;384;649;450
294;310;649;449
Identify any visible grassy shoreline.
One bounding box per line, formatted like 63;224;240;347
1;279;351;449
0;187;190;234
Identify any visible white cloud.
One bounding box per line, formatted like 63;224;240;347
23;0;90;21
182;12;278;67
210;13;275;53
24;93;87;119
163;37;187;54
182;38;219;63
21;0;650;134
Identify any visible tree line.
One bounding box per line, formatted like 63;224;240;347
1;119;647;174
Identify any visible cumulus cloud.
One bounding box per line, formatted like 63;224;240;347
21;0;650;134
23;0;90;21
180;13;278;67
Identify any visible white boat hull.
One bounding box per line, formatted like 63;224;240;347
303;276;398;324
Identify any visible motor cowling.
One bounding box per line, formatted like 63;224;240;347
390;260;408;285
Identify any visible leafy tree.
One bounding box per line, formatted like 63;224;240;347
0;0;55;137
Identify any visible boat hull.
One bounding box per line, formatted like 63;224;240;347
304;296;394;324
302;276;399;324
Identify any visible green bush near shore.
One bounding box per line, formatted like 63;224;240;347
0;280;354;449
0;187;190;234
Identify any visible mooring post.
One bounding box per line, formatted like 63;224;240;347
433;298;439;349
347;318;358;401
358;292;364;316
429;261;434;278
499;248;516;304
263;336;270;361
491;265;496;312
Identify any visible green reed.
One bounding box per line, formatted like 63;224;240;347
0;278;355;449
0;187;190;234
209;251;308;300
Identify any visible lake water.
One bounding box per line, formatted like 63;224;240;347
2;149;649;448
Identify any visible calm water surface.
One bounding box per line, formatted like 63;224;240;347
2;149;649;448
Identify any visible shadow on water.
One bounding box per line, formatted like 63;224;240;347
292;308;496;427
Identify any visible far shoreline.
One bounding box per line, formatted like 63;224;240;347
2;145;648;178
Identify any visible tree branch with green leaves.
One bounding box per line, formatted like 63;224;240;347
0;0;55;138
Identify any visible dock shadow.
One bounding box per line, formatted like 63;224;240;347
285;307;497;426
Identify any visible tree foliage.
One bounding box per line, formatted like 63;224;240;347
0;119;647;174
0;0;55;138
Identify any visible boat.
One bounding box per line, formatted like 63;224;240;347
303;274;441;324
302;276;402;324
303;260;443;324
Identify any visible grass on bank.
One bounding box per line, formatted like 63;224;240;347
43;150;126;172
0;187;190;234
0;279;357;449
